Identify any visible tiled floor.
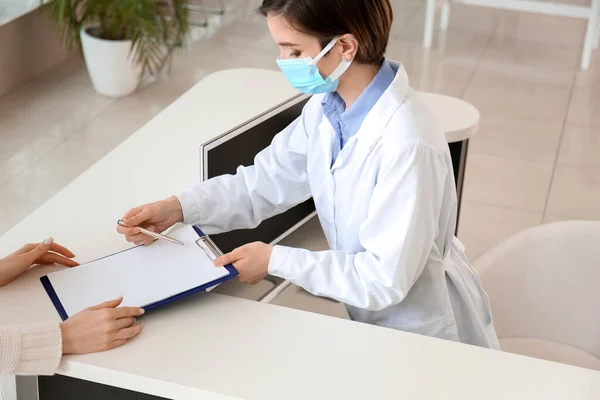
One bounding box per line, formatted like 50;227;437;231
0;0;599;261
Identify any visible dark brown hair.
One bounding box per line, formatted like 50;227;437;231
259;0;393;65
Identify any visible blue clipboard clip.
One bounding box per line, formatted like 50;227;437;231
195;235;222;261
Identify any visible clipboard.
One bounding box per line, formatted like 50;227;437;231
40;225;238;321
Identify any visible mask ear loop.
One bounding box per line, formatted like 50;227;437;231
308;36;341;66
327;58;353;81
322;36;355;81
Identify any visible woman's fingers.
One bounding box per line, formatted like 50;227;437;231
37;252;79;267
124;227;156;244
213;247;244;267
122;205;146;219
13;243;37;256
117;224;139;236
114;317;136;330
142;236;156;246
114;323;143;340
89;297;124;311
109;339;128;350
127;234;150;244
122;206;153;228
48;242;75;258
132;238;157;247
13;240;78;267
113;306;145;320
21;239;55;266
14;240;75;259
126;233;146;243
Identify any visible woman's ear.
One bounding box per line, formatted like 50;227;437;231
338;34;358;62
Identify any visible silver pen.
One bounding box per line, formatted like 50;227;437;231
117;220;185;246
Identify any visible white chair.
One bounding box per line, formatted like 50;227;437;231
474;221;600;371
424;0;600;70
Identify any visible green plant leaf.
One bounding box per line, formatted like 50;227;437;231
44;0;189;76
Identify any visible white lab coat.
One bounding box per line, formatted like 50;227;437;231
178;62;500;349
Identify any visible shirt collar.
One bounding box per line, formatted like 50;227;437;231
321;91;345;121
320;58;396;139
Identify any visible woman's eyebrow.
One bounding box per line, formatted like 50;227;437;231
278;41;300;47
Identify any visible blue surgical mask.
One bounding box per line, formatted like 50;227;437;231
276;37;353;95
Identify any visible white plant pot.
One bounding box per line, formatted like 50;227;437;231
80;27;143;97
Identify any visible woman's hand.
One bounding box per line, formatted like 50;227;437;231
0;238;78;287
60;297;144;355
213;242;273;284
117;196;184;246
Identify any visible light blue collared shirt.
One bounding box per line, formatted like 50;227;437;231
321;58;396;163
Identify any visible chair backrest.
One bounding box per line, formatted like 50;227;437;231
474;221;600;358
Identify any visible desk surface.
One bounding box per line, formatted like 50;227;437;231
1;69;599;400
2;262;600;400
0;69;297;261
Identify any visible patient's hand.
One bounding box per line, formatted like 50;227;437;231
61;297;144;355
0;238;78;287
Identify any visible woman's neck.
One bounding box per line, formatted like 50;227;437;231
336;62;381;109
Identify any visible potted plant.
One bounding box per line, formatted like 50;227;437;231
46;0;189;97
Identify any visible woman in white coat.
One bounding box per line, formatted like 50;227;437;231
118;0;500;349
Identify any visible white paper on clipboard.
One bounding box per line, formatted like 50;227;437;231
44;225;230;317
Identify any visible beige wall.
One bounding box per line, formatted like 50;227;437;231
0;5;72;99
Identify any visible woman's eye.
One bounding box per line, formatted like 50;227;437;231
290;51;301;58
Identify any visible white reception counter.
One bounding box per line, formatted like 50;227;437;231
1;69;599;400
